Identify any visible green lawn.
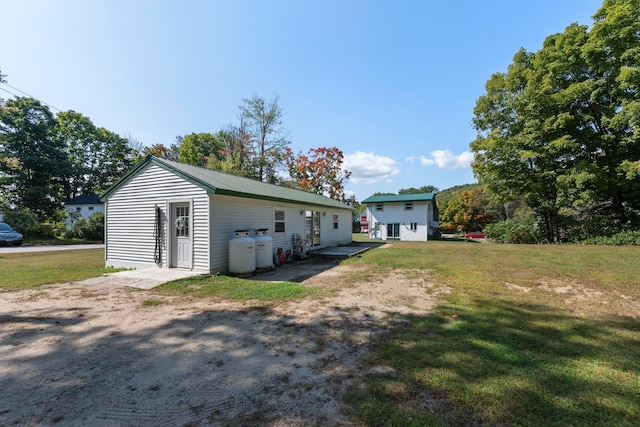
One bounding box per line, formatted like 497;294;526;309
342;240;640;426
0;248;107;291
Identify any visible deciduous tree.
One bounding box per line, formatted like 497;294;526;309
56;111;135;199
441;189;494;232
471;0;640;241
241;94;290;182
209;123;255;177
145;143;180;160
284;146;352;202
0;97;69;219
178;132;223;167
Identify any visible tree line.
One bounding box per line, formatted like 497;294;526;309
0;84;353;229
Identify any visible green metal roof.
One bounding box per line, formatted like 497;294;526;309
101;155;353;210
361;193;436;203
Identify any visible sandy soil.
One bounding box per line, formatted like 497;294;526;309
0;264;448;426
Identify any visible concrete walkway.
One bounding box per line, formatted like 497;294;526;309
77;268;202;290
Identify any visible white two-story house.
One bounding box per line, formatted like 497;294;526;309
361;193;439;241
64;194;105;229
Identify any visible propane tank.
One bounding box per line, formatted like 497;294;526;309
229;230;256;275
254;229;273;271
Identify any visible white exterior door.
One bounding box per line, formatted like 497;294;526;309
171;203;191;268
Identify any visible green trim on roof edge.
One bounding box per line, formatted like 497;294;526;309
101;155;353;211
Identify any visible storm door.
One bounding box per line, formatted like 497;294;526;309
170;202;191;268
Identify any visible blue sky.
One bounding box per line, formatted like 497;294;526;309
1;0;603;201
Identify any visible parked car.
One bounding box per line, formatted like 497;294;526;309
0;222;23;245
465;231;486;239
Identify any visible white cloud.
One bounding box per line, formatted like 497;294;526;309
414;149;474;170
343;151;401;184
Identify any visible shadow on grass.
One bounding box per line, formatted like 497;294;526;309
348;298;640;426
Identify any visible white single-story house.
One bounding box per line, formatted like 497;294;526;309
361;193;439;241
100;155;354;274
64;194;105;229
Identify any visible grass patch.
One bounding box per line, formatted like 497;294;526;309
141;299;163;307
0;248;106;291
153;275;317;301
344;241;640;426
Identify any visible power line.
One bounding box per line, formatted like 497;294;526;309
0;86;21;98
0;82;62;112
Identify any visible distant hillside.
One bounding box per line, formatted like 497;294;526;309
437;183;482;208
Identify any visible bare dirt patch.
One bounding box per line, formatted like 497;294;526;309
0;265;446;426
503;278;640;318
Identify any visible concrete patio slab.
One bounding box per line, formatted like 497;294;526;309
77;268;202;290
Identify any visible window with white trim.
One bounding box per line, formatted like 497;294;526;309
333;214;339;230
375;203;383;211
410;222;417;231
405;202;413;211
274;209;285;233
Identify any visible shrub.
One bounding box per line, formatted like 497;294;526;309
582;229;640;246
36;223;56;238
86;212;104;241
66;217;88;239
66;212;104;241
484;212;541;244
4;208;40;236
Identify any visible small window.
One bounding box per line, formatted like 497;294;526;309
274;209;285;233
333;214;339;230
76;207;82;212
405;202;413;211
410;222;417;231
88;206;94;211
375;203;383;211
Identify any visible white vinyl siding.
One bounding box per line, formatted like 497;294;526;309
209;195;304;274
367;200;433;241
105;163;210;272
209;195;352;273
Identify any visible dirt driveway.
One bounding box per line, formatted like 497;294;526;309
0;263;449;426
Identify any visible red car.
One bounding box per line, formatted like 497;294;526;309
465;232;486;239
